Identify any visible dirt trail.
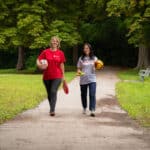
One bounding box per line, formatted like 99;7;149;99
0;67;149;150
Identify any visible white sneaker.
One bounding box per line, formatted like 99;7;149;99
90;111;95;117
83;109;86;114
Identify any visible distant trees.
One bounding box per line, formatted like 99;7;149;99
0;0;149;69
0;0;82;69
107;0;150;68
0;0;46;69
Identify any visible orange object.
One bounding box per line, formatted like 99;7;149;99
95;60;104;69
63;80;69;94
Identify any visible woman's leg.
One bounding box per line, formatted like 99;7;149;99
80;84;88;110
50;79;62;113
89;82;96;111
43;80;52;111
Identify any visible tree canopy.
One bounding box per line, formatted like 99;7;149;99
0;0;149;69
107;0;150;46
107;0;150;68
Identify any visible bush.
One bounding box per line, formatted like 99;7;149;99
25;55;37;69
65;65;76;72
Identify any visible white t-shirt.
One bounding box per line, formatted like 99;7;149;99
77;56;98;85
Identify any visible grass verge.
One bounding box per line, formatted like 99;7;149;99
0;66;76;74
0;72;75;124
116;69;150;127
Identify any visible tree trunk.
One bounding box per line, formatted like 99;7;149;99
136;44;150;69
73;45;78;65
16;46;24;70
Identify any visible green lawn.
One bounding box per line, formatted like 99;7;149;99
116;69;150;127
0;72;75;124
0;68;37;74
0;65;76;74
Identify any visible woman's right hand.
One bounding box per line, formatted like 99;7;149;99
77;69;81;74
39;64;48;70
76;69;85;76
36;59;48;70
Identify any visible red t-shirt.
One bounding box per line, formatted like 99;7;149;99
38;48;66;80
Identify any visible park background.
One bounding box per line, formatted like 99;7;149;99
0;0;150;126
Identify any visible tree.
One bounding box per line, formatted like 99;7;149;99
0;0;47;70
48;0;85;64
106;0;150;69
30;20;81;49
0;0;82;69
0;0;17;50
0;0;142;68
13;0;47;70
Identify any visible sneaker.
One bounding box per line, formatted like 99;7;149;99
83;109;86;114
90;111;95;117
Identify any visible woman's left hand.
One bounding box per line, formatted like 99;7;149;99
63;80;69;94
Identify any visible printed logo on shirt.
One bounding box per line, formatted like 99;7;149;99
53;55;60;58
82;59;94;65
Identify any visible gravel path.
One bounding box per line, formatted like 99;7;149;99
0;67;149;150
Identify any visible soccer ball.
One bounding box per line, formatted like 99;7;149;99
41;59;48;65
39;59;48;70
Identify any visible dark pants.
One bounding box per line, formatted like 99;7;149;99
80;82;96;111
43;79;62;112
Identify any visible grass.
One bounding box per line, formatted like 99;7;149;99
0;68;37;74
0;72;75;124
0;69;17;74
116;69;150;127
0;65;76;74
118;69;139;80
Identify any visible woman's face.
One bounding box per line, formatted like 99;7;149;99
83;45;90;56
51;38;59;49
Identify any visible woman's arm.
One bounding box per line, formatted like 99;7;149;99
36;59;48;70
60;63;65;80
77;68;82;73
36;59;41;67
77;57;82;73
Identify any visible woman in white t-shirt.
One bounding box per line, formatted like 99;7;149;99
77;43;98;117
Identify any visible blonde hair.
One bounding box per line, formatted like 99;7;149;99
50;36;61;48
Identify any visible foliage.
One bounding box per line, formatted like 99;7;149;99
65;65;76;72
116;70;150;127
0;50;17;68
30;20;82;49
0;0;82;50
25;55;37;69
0;0;141;68
0;72;75;123
107;0;150;47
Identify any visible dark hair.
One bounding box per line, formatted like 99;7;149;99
81;43;94;60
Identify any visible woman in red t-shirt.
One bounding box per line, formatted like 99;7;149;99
37;36;66;116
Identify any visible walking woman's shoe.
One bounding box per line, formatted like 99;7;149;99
50;112;55;116
90;111;95;117
83;109;86;114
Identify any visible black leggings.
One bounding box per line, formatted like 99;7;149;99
43;79;62;112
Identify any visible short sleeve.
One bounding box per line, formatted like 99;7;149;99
61;51;66;63
94;56;98;61
38;50;46;60
77;57;82;68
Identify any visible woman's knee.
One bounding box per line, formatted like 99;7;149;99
50;90;57;96
89;94;95;99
